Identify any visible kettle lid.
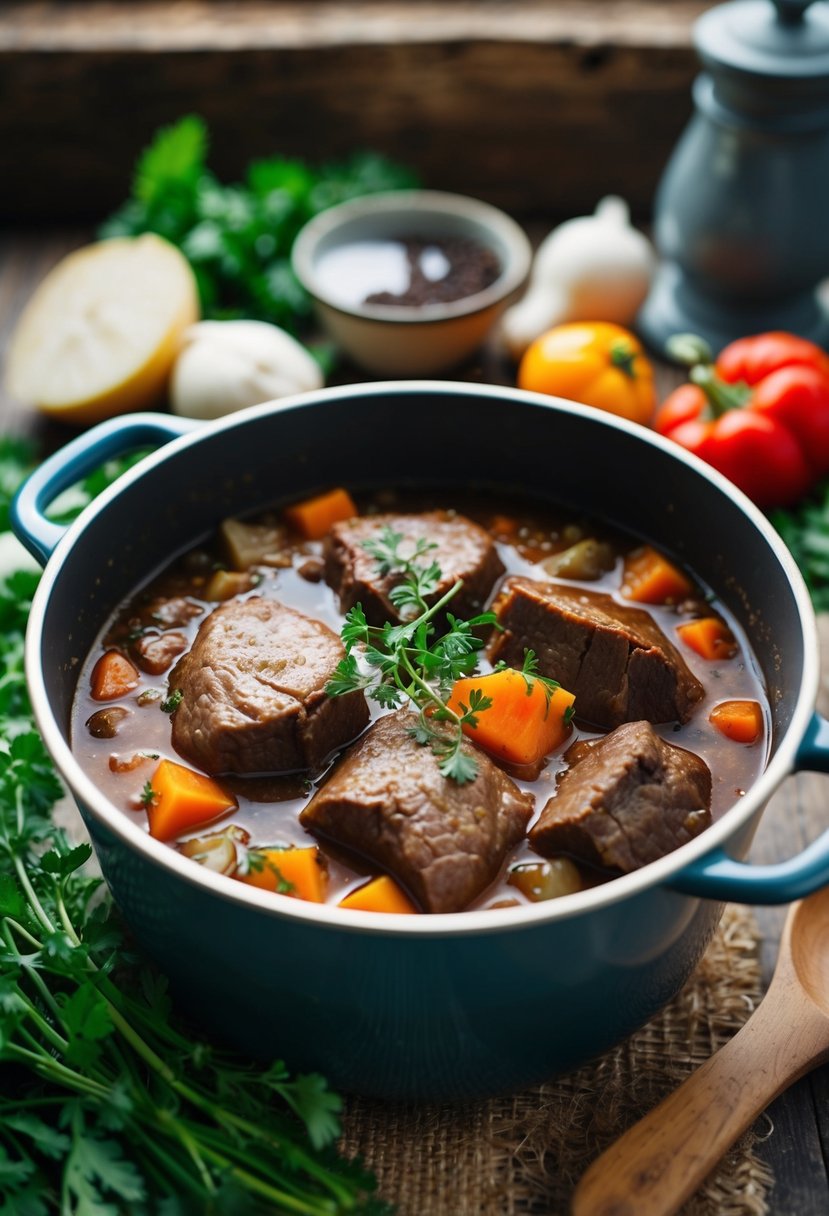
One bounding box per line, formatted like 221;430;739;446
696;0;829;80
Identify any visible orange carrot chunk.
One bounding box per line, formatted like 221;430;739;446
621;545;693;605
447;667;575;767
90;650;140;701
709;700;763;745
338;875;418;914
677;617;738;661
283;487;357;540
240;846;327;903
146;759;237;841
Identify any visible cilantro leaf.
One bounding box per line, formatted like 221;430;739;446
3;1113;71;1160
64;1108;145;1208
135;113;207;207
40;843;94;877
61;982;114;1068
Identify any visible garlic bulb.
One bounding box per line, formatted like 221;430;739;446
171;320;323;420
501;197;656;360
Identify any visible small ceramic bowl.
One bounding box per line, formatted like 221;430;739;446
291;189;532;374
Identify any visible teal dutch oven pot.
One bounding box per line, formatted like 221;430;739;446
12;381;829;1101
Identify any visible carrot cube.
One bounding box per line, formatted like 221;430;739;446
283;487;357;540
338;875;418;914
146;759;237;841
709;700;763;745
677;617;737;661
621;545;693;605
90;650;140;701
241;846;327;903
447;667;575;767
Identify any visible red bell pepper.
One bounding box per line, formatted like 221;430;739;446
655;332;829;508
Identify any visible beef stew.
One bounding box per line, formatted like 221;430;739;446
71;490;769;914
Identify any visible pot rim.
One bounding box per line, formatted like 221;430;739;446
24;380;820;938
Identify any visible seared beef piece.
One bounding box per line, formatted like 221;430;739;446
145;596;204;629
529;720;711;872
132;630;188;676
300;710;533;913
324;511;505;625
169;597;369;776
488;577;703;728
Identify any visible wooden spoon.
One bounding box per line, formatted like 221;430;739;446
571;886;829;1216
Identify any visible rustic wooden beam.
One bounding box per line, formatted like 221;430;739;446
0;1;704;224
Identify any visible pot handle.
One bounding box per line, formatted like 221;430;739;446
670;711;829;904
11;413;200;566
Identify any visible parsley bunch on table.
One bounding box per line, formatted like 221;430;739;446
0;442;383;1215
100;115;416;331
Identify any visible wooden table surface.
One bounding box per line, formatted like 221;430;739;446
2;227;829;1215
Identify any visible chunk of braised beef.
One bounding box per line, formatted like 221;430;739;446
323;511;505;626
132;630;188;676
145;596;204;630
297;557;325;583
488;577;704;728
529;720;712;873
299;710;533;914
169;596;369;776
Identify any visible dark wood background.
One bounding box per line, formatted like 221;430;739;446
1;0;703;223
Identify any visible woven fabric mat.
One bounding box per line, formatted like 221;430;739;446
340;903;773;1215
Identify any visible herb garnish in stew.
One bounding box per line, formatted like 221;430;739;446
326;523;501;782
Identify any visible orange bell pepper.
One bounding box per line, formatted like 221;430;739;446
517;322;655;425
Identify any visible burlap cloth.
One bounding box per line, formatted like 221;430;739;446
340;903;773;1215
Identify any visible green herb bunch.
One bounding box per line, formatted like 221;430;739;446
100;116;417;331
326;526;500;783
0;441;383;1215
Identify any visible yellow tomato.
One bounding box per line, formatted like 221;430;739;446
517;321;656;425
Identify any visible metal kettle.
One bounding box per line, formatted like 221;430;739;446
638;0;829;354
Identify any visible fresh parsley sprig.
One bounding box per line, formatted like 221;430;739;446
326;526;497;783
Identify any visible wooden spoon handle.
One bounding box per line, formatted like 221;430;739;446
571;988;829;1216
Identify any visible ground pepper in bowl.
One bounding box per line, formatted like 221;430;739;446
361;236;501;307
